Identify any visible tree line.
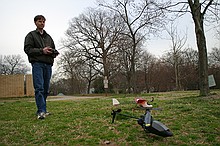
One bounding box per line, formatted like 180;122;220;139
50;46;220;95
0;47;219;95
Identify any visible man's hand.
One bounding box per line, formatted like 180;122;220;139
43;47;53;55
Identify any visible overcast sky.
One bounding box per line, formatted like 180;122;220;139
0;0;219;68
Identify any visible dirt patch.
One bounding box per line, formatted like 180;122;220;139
0;95;106;103
47;96;105;101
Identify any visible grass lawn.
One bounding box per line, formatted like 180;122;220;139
0;90;219;145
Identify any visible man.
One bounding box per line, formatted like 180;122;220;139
24;15;59;119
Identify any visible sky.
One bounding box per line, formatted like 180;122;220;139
0;0;219;69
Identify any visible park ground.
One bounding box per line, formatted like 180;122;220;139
0;90;219;145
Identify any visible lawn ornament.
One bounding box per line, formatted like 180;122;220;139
111;97;173;137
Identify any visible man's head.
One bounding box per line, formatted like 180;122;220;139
34;15;46;30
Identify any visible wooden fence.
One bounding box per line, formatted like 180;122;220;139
0;74;34;97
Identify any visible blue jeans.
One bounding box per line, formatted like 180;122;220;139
32;62;52;114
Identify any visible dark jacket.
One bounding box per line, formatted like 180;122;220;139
24;29;58;65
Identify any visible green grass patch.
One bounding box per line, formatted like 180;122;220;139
0;90;220;145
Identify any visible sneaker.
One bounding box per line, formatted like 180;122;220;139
37;112;45;119
45;112;51;116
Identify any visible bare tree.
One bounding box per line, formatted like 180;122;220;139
76;59;100;94
116;36;138;93
99;0;170;93
165;22;187;90
64;8;125;93
57;50;86;94
188;0;217;95
0;54;30;75
165;0;220;95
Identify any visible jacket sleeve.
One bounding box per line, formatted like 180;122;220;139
24;32;43;56
48;35;59;58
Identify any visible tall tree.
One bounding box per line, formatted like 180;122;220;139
188;0;220;95
64;8;125;92
165;0;220;96
100;0;170;93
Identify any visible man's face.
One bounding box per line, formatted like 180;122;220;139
35;18;45;30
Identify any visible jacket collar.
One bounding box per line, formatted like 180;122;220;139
35;29;47;35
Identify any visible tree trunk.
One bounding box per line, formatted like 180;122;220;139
126;71;132;93
196;27;209;96
87;80;91;94
174;55;179;90
190;1;209;96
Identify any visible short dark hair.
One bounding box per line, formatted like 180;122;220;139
34;15;46;22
